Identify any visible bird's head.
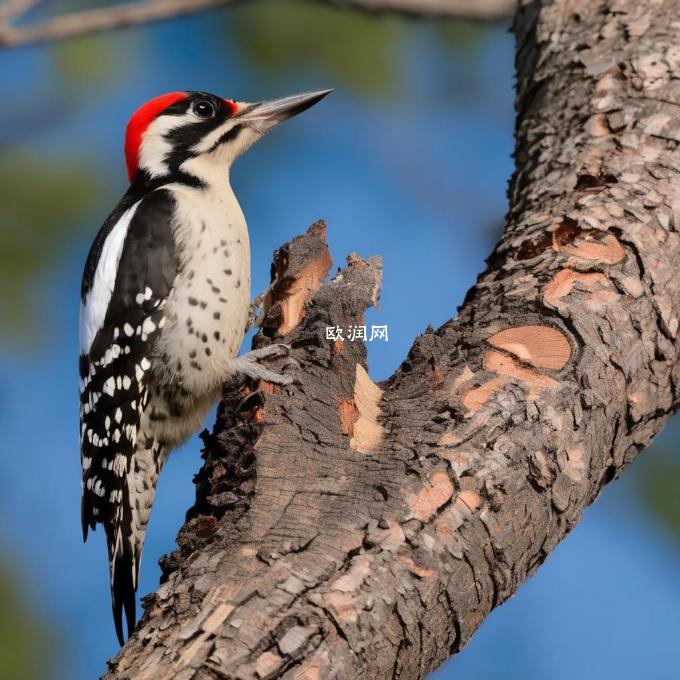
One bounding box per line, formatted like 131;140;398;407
124;89;332;185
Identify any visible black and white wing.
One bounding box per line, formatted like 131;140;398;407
79;188;177;643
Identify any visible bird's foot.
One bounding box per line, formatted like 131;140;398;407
232;344;294;386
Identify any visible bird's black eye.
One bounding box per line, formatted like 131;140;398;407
192;100;215;119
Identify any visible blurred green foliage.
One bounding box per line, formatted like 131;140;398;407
52;35;125;87
230;1;408;96
435;18;492;52
639;452;680;542
0;562;56;680
229;0;489;97
0;155;101;341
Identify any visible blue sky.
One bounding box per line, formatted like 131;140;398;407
0;7;677;679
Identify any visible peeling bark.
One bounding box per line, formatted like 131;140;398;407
105;0;680;678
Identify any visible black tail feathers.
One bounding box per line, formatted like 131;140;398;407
106;524;137;646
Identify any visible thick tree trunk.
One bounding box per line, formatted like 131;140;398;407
105;0;680;678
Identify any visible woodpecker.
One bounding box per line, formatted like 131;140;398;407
79;89;331;645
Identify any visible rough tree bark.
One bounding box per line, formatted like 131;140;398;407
105;0;680;678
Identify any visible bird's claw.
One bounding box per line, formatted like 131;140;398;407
247;288;271;329
281;357;300;372
232;344;294;386
236;390;266;414
243;343;290;362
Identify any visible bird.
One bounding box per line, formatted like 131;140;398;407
79;88;331;645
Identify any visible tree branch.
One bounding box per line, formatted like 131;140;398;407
320;0;515;20
0;0;35;26
0;0;237;48
0;0;515;49
103;0;680;677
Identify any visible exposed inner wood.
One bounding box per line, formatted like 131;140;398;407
456;489;482;513
553;229;626;264
349;364;384;453
409;471;454;521
487;324;572;369
339;398;358;438
461;348;561;414
263;221;332;336
544;268;610;307
461;375;509;413
484;350;560;394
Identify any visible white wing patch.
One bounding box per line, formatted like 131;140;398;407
80;201;142;354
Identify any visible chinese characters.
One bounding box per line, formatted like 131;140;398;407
325;325;389;342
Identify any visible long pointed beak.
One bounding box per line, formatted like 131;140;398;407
235;89;333;128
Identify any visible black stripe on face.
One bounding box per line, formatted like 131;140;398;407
135;92;244;184
210;123;244;153
163;116;237;172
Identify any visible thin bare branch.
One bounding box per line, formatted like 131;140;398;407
0;0;515;49
328;0;515;19
0;0;237;48
0;0;36;25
